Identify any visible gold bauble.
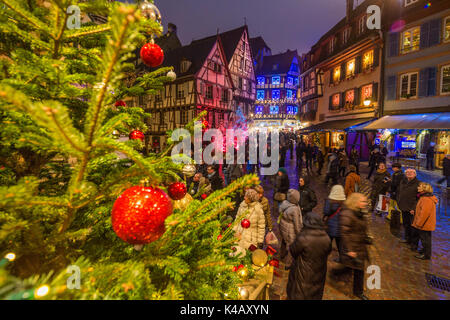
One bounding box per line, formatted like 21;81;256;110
173;193;193;211
238;287;250;300
252;249;268;267
237;266;249;281
182;164;196;177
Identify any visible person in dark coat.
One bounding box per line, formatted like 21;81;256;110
298;176;318;216
325;152;339;185
286;212;332;300
367;148;384;179
323;185;346;261
438;154;450;187
397;168;420;245
426;144;435;171
316;149;325;175
305;144;314;171
349;147;360;175
370;162;391;213
340;193;371;300
206;165;224;192
274;167;290;214
390;163;404;202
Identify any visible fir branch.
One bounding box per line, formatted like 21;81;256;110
1;0;52;36
65;25;112;40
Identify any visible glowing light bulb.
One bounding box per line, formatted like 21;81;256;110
35;285;49;298
5;252;16;261
364;99;372;107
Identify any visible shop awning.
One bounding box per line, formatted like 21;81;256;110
299;117;375;133
363;112;450;130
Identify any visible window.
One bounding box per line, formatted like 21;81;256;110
256;90;265;100
286;106;298;114
332;93;340;107
345;90;355;104
440;64;450;95
445;16;450;43
238;78;243;90
286;90;293;99
346;59;356;78
257;76;265;86
221;89;229;102
180;60;191;73
181;110;188;124
155;91;162;103
363;50;374;70
213;62;222;73
272;76;281;85
358;16;366;35
218;113;224;122
255;106;264;114
177;89;185;100
329;37;336;54
342;28;351;44
206;86;213;100
287;77;294;86
270;106;279;114
272;90;280;100
361;84;373;101
294;77;299;86
333;66;341;83
239;57;244;70
404;0;418;7
400;72;418;99
401;27;420;54
247;81;252;93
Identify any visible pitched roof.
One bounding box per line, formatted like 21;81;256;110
191;26;248;63
257;50;299;76
250;36;271;57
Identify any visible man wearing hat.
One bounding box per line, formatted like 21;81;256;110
386;163;405;222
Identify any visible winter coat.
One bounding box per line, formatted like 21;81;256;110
259;196;273;230
275;173;290;195
397;177;420;212
412;193;437;231
339;152;349;168
339;208;369;270
443;157;450;177
279;190;303;246
327;155;339;175
323;199;342;238
298;184;318;214
287;212;332;300
390;171;405;201
233;201;266;250
345;172;361;198
208;171;224;192
371;169;391;199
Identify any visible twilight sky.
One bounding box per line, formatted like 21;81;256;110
153;0;348;55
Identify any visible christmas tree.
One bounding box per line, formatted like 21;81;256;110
0;0;259;300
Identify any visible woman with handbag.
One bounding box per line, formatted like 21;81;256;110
410;182;437;260
323;185;346;262
274;167;290;215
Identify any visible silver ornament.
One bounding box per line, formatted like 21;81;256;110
139;0;162;23
167;70;177;80
239;287;250;300
182;164;196;177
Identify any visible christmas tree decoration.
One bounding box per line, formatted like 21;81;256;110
140;43;164;68
0;252;16;268
167;70;177;80
167;182;187;200
114;100;126;107
182;164;196;177
238;287;250;300
173;193;193;211
111;186;173;245
112;130;120;139
265;245;277;256
139;0;162;23
237;266;249;281
201;194;208;200
251;249;268;267
217;234;222;241
248;244;257;252
268;258;279;268
241;219;251;229
129;130;145;141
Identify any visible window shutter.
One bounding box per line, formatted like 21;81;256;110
329;70;334;85
420;22;430;49
372;83;379;102
340;92;345;108
388;32;399;57
355;55;362;74
429;19;442;46
373;47;380;68
419;68;429;97
340;63;346;81
354;87;361;106
427;67;437;96
329;95;333;110
386;75;397;100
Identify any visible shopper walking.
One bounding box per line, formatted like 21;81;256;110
397;169;421;245
323;185;346;261
298;176;318;216
344;165;361;198
370;162;391;214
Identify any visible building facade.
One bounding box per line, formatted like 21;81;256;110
251;50;301;130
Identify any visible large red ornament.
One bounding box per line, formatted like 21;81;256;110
129;130;145;141
115;100;126;107
241;219;251;229
140;43;164;68
167;182;187;200
111;186;173;245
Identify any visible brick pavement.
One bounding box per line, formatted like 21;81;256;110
260;151;450;300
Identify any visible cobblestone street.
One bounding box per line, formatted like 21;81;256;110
261;151;450;300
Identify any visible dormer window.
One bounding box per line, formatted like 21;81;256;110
329;37;336;54
358;16;366;35
342;27;351;44
272;76;281;85
257;76;265;86
180;59;191;73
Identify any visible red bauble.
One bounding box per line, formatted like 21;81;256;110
167;182;187;200
111;186;173;245
232;266;238;272
266;245;277;256
140;43;164;67
115;100;126;107
129;130;145;141
269;259;280;268
201;194;208;200
237;264;244;270
241;219;251;229
217;234;223;241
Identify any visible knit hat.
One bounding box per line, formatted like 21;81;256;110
392;163;402;169
278;167;287;175
329;185;346;201
245;189;260;203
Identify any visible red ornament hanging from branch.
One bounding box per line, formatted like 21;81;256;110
140;42;164;68
167;182;187;200
129;130;145;141
115;100;126;107
111;186;173;245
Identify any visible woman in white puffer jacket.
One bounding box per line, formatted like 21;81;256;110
233;189;266;251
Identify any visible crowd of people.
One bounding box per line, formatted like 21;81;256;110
183;130;446;300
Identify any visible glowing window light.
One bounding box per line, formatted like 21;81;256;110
347;59;355;77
